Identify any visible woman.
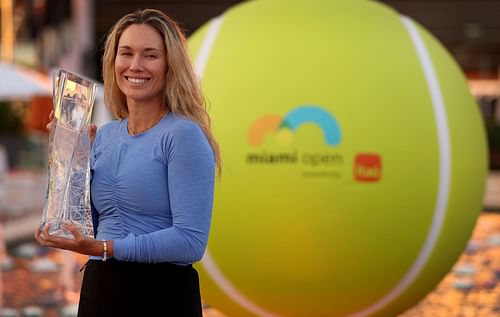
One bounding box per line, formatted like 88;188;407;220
35;9;220;316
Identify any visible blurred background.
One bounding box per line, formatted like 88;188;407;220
0;0;499;316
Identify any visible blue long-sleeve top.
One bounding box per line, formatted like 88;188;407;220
90;113;215;265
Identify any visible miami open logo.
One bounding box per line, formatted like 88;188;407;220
245;105;344;177
248;105;341;147
246;105;381;181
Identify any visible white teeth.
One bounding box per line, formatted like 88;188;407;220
127;77;149;84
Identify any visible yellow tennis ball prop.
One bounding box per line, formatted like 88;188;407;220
189;0;488;316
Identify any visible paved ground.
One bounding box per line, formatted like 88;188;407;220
0;170;498;316
399;212;500;317
0;212;498;317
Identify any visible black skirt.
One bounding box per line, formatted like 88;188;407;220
78;259;203;317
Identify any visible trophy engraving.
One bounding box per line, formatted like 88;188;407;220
40;69;97;238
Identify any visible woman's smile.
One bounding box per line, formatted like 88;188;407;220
125;76;150;85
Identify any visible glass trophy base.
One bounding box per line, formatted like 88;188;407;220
39;219;82;239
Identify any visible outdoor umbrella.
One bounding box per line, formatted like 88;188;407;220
0;62;51;100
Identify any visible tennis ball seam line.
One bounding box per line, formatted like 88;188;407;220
196;13;286;317
194;15;224;79
344;15;452;317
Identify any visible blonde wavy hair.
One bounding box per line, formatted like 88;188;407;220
102;9;221;175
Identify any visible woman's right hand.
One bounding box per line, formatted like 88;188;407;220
46;110;55;134
46;110;97;141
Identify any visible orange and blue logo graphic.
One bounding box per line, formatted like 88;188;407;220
248;106;341;147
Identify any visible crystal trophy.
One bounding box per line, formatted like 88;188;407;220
40;69;97;238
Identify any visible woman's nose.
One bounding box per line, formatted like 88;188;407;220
129;55;144;71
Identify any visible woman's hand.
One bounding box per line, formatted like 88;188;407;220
46;110;97;142
35;223;104;257
88;124;97;143
46;110;55;133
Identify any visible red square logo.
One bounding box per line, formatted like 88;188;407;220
354;154;382;182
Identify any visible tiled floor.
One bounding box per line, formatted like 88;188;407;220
0;212;497;317
399;212;500;317
0;170;499;316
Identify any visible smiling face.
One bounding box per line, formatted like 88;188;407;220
115;23;167;106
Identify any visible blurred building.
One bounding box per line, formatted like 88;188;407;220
3;0;500;167
7;0;499;83
8;0;94;76
93;0;500;78
384;0;500;78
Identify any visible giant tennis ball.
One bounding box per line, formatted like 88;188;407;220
188;0;487;316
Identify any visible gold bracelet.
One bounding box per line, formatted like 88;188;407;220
102;240;108;261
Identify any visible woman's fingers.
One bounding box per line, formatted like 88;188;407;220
46;110;55;133
34;224;69;249
34;226;45;245
34;225;59;248
62;223;82;241
88;124;97;142
35;223;96;255
42;224;51;239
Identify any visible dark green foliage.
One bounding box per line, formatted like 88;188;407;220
0;101;25;134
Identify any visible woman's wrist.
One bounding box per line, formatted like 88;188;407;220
95;239;114;258
90;239;103;256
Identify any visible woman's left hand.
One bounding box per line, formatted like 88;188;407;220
35;223;102;256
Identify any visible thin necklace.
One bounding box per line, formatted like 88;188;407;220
127;109;166;136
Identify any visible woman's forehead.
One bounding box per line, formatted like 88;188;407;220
119;24;165;51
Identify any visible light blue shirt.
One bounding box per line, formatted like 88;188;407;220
90;113;215;265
